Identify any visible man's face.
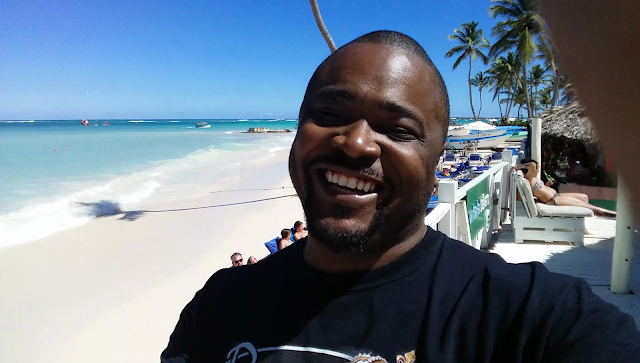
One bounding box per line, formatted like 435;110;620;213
289;42;446;254
231;255;244;267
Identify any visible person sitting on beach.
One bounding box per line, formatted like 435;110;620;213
162;31;640;363
229;252;244;267
247;256;258;265
511;159;616;218
292;220;308;241
277;229;293;250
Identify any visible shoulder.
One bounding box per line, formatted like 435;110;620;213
200;241;304;297
436;234;584;301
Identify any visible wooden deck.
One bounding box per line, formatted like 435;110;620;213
489;217;640;328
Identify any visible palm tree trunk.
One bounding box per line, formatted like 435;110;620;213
468;57;477;121
551;62;560;107
309;0;336;52
518;105;522;120
521;58;533;119
497;92;503;120
477;87;483;119
505;86;514;120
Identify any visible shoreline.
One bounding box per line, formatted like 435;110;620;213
0;150;303;362
0;133;295;248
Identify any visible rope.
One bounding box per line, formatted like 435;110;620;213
209;186;294;194
145;193;298;213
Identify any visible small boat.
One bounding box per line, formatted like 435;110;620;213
102;121;109;126
496;126;528;141
81;119;90;126
195;122;210;128
447;133;511;149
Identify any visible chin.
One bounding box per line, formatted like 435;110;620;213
306;211;387;255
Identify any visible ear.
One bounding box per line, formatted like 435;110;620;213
441;141;450;156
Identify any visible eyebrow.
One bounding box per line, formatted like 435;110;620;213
315;85;356;100
381;100;425;127
315;85;425;127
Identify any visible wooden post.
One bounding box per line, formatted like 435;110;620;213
437;180;458;238
501;150;513;223
531;117;542;179
611;178;635;294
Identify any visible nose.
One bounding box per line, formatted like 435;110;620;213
331;120;381;160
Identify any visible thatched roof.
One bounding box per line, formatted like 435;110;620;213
539;102;597;144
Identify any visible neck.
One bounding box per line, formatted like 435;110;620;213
304;224;427;273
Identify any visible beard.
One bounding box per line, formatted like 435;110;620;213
296;170;432;256
304;189;388;255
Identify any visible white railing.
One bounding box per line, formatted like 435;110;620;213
425;150;518;249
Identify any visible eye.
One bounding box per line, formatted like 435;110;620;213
313;108;344;126
384;126;418;142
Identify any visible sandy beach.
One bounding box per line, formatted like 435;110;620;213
0;149;303;363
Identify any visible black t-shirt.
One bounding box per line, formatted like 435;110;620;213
161;228;640;363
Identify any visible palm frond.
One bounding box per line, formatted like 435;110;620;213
489;27;519;57
477;50;490;65
517;27;536;64
445;45;467;58
452;53;467;69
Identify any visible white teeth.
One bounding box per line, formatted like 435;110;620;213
325;170;378;193
337;175;348;186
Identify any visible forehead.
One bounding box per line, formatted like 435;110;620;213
311;43;437;122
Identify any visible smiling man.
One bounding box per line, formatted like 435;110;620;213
161;31;640;363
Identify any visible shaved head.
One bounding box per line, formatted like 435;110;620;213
303;30;450;141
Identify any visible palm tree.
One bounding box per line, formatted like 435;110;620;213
527;64;551;112
512;86;528;120
309;0;336;52
537;86;553;111
536;35;561;106
489;0;545;120
445;21;491;121
486;52;520;121
470;71;489;119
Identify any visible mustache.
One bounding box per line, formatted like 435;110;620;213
308;153;384;181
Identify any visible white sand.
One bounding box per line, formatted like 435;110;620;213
0;151;303;363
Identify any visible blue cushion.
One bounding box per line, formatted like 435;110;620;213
264;237;279;254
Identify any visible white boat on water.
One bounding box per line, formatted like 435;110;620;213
447;121;510;149
448;121;505;137
195;122;210;128
447;133;511;149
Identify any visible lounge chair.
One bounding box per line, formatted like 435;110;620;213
264;237;279;254
468;153;484;166
510;171;593;246
488;152;504;165
441;153;458;170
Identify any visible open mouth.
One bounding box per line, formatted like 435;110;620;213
314;166;385;200
324;169;378;193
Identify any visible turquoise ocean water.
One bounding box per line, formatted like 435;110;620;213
0;119;297;247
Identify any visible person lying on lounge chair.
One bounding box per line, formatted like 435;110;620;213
511;159;616;218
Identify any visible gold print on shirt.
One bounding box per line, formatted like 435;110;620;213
223;342;415;362
350;354;388;363
395;350;416;363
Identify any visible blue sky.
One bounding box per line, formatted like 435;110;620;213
1;0;505;120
